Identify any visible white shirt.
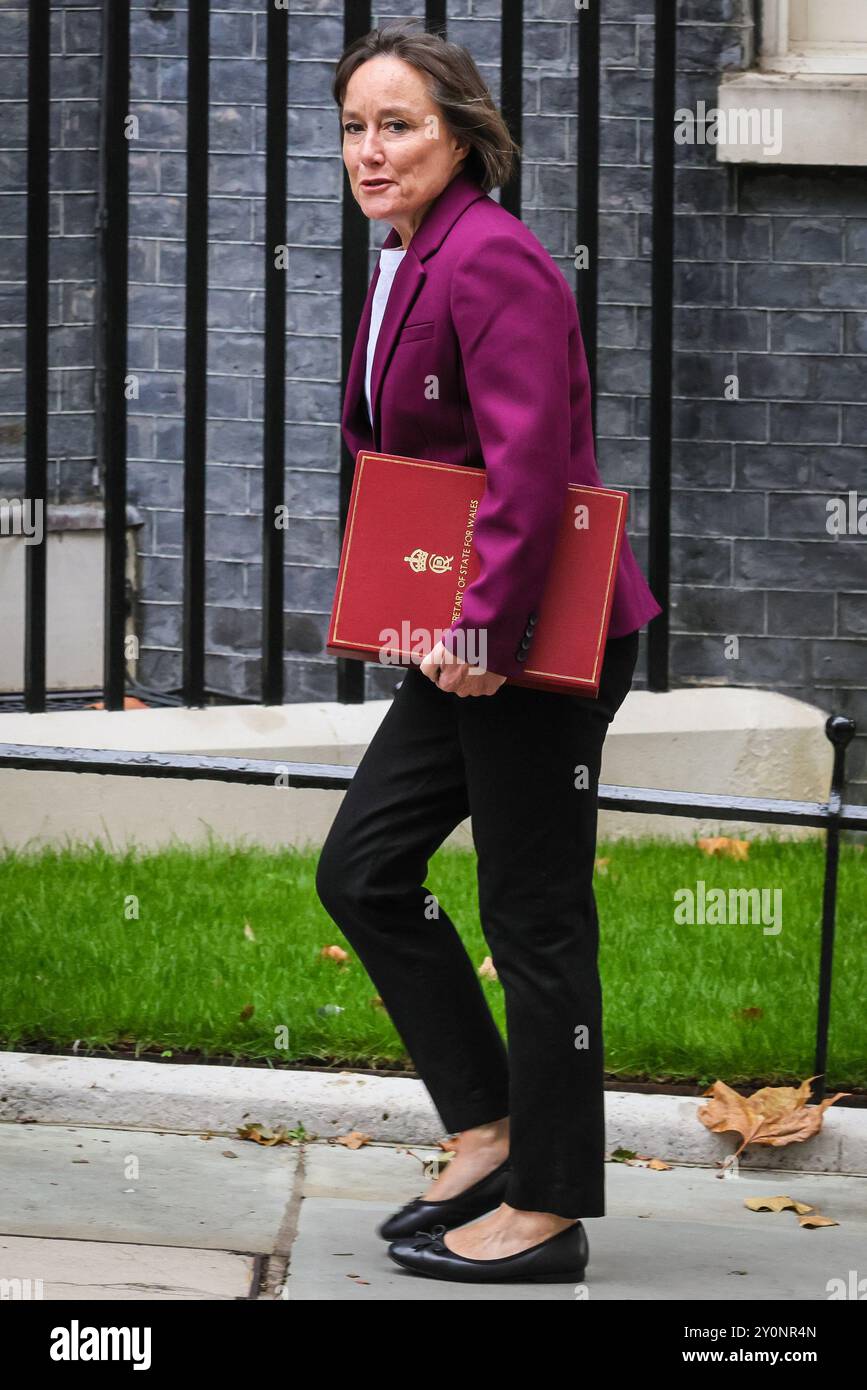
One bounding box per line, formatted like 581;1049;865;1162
365;245;407;426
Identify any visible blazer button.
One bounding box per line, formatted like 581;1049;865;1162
519;634;532;649
515;649;527;661
528;612;538;625
524;624;534;638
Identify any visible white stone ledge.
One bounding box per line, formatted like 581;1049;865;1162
0;686;833;849
715;71;867;166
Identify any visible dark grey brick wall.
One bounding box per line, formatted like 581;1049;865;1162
1;1;864;797
590;0;867;797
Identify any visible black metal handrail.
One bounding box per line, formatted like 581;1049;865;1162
1;714;861;1104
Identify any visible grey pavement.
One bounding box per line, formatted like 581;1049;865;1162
1;1121;864;1301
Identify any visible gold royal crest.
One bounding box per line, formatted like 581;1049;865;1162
403;548;454;573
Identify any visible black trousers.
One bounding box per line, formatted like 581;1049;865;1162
315;629;639;1218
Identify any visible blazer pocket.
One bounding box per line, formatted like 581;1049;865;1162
398;320;435;343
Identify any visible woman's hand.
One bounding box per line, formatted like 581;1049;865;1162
419;639;507;697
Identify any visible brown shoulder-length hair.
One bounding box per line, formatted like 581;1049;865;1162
332;19;520;194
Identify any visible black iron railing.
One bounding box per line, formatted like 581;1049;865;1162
0;713;861;1103
17;0;677;712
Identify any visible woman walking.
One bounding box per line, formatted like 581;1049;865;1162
316;21;662;1285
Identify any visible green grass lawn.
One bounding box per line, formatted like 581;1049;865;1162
1;837;864;1090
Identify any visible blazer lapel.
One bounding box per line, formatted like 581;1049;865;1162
341;168;489;453
341;261;380;451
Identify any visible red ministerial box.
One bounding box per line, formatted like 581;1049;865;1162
326;449;628;696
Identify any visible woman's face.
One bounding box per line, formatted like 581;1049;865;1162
341;55;468;235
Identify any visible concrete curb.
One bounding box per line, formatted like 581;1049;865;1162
2;1052;864;1175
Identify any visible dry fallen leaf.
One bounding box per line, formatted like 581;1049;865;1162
744;1196;814;1215
594;857;610;874
335;1130;372;1150
697;836;751;860
698;1077;850;1158
84;696;150;710
743;1196;839;1229
622;1154;672;1170
239;1003;254;1021
398;1144;456;1173
478;955;498;981
237;1123;298;1146
320;944;349;963
243;921;256;941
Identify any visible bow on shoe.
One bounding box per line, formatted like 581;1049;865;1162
410;1224;448;1251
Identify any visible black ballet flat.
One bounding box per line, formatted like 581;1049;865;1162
376;1156;511;1240
387;1218;588;1284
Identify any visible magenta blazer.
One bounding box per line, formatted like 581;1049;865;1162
341;165;663;679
